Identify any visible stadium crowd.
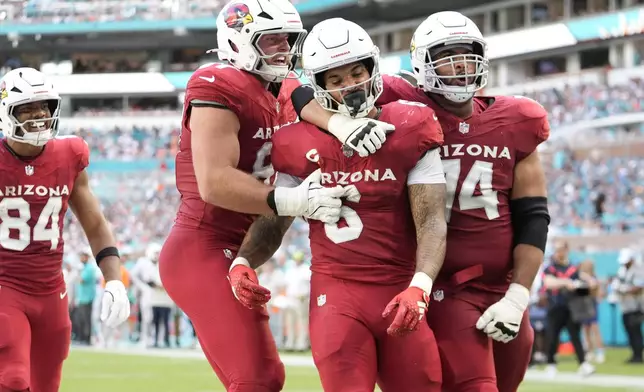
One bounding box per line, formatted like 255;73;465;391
1;0;635;24
526;78;644;128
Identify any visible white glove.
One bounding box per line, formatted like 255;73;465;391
475;283;530;343
100;280;131;328
273;168;345;224
328;113;395;157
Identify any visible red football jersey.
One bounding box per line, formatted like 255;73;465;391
379;75;550;291
0;136;89;295
272;101;443;285
173;63;299;249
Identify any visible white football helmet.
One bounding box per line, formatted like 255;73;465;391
0;67;61;146
302;18;383;118
214;0;306;82
410;11;489;103
146;243;162;262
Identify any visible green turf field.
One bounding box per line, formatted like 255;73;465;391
60;348;644;392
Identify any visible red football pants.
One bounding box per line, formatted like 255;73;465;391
159;227;284;392
427;286;533;392
309;273;442;392
0;285;71;392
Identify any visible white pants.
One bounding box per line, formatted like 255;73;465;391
284;295;309;350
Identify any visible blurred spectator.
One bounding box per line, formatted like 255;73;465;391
283;251;311;352
578;259;606;364
615;248;644;364
74;249;98;345
259;259;288;349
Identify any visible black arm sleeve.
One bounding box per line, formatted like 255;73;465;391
510;196;550;252
291;85;315;118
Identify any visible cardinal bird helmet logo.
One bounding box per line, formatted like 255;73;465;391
0;81;7;100
224;3;254;32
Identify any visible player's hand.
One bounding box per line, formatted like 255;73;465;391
328;113;395;157
228;257;271;309
100;280;131;328
476;283;530;343
382;272;433;337
273;169;344;224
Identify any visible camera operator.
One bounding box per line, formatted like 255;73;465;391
616;248;644;364
542;242;596;377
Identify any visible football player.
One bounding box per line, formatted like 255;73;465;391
294;11;551;392
158;1;390;390
230;18;446;392
0;67;130;391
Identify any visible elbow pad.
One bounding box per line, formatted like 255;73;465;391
291;85;315;118
510;197;550;252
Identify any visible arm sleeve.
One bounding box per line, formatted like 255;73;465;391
291;85;315;118
407;149;446;185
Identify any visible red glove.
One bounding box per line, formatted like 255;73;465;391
228;257;271;309
382;272;432;337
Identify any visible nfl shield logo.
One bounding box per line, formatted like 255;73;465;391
317;294;326;307
25;165;34;176
276;101;280;113
223;249;233;260
459;122;470;134
342;144;354;158
432;289;444;302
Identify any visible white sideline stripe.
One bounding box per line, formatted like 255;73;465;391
71;346;644;389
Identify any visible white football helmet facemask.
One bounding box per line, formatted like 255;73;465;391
213;0;307;83
0;67;61;147
410;11;489;103
302;18;383;118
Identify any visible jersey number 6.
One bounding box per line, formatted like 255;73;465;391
324;187;363;244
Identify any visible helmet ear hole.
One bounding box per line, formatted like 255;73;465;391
228;40;239;53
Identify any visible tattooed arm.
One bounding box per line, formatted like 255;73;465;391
381;149;446;336
236;172;302;267
229;173;300;309
407;148;448;280
238;215;295;269
408;182;448;280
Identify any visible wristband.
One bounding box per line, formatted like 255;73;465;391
230;257;251;272
409;272;433;295
96;246;119;266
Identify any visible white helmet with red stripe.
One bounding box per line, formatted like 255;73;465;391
410;11;489;103
301;18;383;118
0;67;61;146
214;0;307;82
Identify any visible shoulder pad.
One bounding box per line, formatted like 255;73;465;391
271;122;320;179
187;64;253;115
511;95;548;120
380;101;443;154
501;96;550;159
58;135;89;172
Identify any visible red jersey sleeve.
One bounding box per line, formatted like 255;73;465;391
271;122;319;179
186;64;245;117
67;135;90;172
512;96;550;161
377;74;420;106
379;101;444;157
414;105;444;154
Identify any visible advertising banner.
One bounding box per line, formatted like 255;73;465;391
566;7;644;41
